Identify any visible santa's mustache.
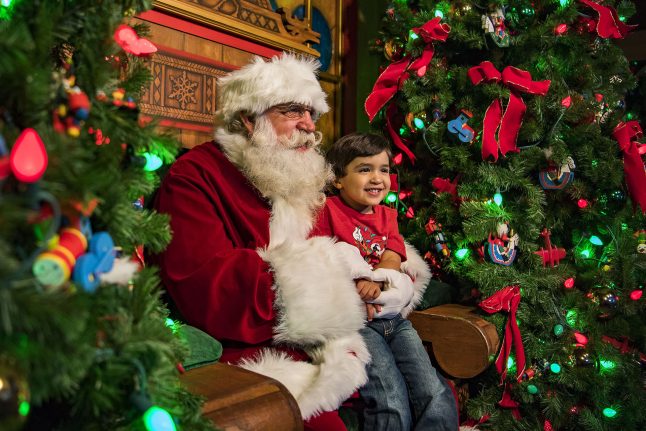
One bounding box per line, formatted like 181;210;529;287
279;130;323;151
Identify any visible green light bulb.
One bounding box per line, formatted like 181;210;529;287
143;153;163;172
455;248;469;260
589;235;603;246
559;0;570;7
580;249;592;258
553;324;564;336
143;406;177;431
602;407;617;418
385;192;397;203
493;192;503;206
165;318;179;334
409;30;419;40
527;384;539;394
18;401;30;417
550;363;561;374
566;309;578;326
507;356;515;371
413;118;425;129
399;126;407;136
434;10;444;19
599;358;616;371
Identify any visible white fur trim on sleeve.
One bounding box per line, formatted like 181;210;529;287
399;241;432;318
238;332;370;420
258;236;366;345
333;241;374;280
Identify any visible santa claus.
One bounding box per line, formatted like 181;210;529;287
151;54;430;430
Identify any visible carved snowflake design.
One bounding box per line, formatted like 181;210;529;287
168;71;198;109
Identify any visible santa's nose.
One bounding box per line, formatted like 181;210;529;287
297;111;316;133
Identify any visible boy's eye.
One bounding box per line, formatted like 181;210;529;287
381;167;390;173
358;167;371;173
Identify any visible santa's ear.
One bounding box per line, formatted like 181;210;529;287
240;112;255;135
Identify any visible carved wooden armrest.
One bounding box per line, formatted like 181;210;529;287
409;304;500;379
179;362;303;431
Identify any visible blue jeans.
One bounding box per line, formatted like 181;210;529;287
359;314;458;431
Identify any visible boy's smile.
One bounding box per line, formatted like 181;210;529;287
335;151;391;214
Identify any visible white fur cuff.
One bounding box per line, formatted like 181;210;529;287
258;236;366;345
333;241;374;280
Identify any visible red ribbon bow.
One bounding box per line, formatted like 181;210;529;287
365;18;450;122
365;18;450;162
578;0;637;39
468;62;551;162
612;121;646;214
479;285;526;382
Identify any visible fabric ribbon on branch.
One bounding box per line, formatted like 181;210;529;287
468;61;550;162
479;285;526;382
364;17;450;162
365;17;450;121
612;121;646;214
578;0;637;39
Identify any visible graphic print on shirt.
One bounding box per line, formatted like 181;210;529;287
352;225;387;266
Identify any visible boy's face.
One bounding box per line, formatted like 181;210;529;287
335;151;391;214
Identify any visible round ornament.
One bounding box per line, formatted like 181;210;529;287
384;39;404;61
600;290;619;310
0;361;30;431
573;348;596;368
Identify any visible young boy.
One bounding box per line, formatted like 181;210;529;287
311;133;458;431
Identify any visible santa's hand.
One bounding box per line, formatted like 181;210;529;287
333;241;373;280
369;268;414;319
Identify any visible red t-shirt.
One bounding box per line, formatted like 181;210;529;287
311;195;407;266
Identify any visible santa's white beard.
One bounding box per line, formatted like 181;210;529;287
240;116;332;211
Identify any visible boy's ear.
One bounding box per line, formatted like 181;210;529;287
333;180;343;190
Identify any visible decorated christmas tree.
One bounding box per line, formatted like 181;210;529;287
0;1;210;429
366;0;645;429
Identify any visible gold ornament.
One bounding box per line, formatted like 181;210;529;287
384;40;403;61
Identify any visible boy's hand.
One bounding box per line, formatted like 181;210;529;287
356;279;382;301
365;303;382;321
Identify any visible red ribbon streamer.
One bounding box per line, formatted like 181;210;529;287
578;0;637;39
386;103;417;163
468;62;551;161
479;285;526;382
612;121;646;214
602;335;646;363
364;17;450;122
499;383;522;420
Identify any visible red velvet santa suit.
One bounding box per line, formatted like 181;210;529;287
152;133;375;421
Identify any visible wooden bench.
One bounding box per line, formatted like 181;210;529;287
179;304;499;430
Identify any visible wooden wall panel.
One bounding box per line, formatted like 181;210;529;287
136;1;343;149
